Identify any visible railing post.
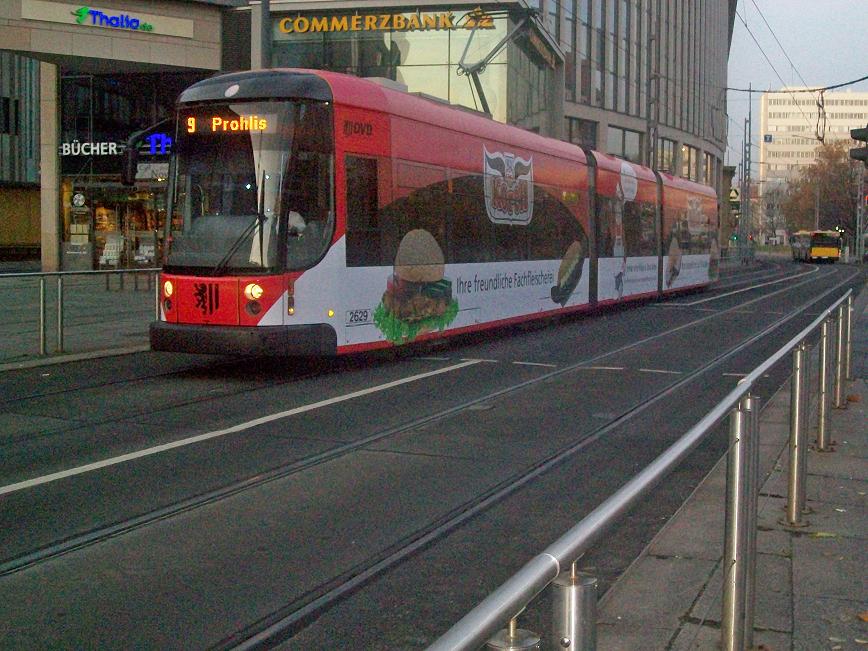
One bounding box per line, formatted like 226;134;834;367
844;295;853;381
486;616;540;650
154;272;162;321
742;393;761;649
55;275;64;353
39;276;47;356
783;342;809;527
722;400;749;651
833;304;846;408
816;318;834;451
552;564;597;651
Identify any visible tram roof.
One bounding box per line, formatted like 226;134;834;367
657;171;718;199
181;68;589;165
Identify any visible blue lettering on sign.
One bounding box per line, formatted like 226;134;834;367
147;133;172;155
73;7;154;32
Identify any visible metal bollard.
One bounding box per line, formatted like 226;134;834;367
722;401;749;651
56;275;64;353
833;304;846;409
39;276;47;356
845;295;853;381
816;318;834;451
742;394;761;649
486;617;540;650
783;343;809;527
552;566;597;650
798;342;811;512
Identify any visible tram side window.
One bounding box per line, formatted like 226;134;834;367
596;197;617;257
378;161;450;265
449;174;493;263
623;201;657;256
527;186;587;260
345;155;380;266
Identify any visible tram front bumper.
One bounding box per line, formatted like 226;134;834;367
150;321;338;356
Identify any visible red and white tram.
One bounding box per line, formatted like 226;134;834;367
141;69;719;356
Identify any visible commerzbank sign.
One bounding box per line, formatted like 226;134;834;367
278;8;496;34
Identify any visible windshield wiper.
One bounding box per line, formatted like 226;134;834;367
209;213;262;277
210;172;268;277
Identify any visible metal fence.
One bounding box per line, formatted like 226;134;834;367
429;290;855;651
0;268;160;364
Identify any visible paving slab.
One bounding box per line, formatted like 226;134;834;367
598;284;868;651
597;555;717;630
793;595;868;651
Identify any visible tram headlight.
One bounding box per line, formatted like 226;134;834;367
163;280;174;297
243;283;264;301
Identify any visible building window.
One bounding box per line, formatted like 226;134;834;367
681;144;700;180
704;152;718;187
566;117;597;148
607;125;642;162
0;97;19;135
657;137;676;172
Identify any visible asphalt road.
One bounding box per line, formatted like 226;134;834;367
0;259;863;650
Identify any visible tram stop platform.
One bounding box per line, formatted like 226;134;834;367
597;287;868;651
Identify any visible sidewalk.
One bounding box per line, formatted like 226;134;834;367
597;290;868;650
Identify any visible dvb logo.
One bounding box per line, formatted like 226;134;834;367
343;121;373;137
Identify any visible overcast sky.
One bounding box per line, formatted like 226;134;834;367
725;0;868;175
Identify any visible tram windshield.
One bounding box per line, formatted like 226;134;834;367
165;100;334;275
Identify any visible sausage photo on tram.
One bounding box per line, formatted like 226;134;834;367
550;239;586;306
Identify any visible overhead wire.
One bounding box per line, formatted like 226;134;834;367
746;0;826;142
732;8;815;135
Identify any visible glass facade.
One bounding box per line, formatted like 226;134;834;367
271;8;554;128
552;0;725;187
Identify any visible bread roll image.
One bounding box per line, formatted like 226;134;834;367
551;239;585;306
394;229;445;283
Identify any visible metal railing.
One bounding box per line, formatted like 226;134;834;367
0;268;160;359
429;290;855;651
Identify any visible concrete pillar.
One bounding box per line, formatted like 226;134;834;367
549;61;566;141
39;61;60;272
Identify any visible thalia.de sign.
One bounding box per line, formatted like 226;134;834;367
73;6;154;31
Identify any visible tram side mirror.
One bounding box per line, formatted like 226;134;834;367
121;138;140;186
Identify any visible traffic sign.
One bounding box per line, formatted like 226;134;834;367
729;187;740;212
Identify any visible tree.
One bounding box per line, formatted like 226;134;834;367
781;141;862;238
